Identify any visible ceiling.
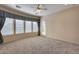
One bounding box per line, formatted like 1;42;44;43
2;4;78;16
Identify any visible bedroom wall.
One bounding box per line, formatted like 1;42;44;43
41;6;79;44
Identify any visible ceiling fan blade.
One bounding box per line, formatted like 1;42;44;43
30;6;37;8
38;4;43;8
16;5;21;8
33;9;37;12
32;4;47;14
39;8;47;10
35;12;38;14
43;8;47;10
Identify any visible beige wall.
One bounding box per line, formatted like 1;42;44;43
41;6;79;44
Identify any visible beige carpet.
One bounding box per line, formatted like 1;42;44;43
0;36;79;54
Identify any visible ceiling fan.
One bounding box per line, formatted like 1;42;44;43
15;4;47;15
33;4;47;14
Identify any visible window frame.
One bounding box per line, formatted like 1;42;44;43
2;17;39;36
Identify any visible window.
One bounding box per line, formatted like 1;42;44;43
1;18;14;36
16;20;24;34
42;20;46;35
25;21;32;33
33;22;38;32
1;17;38;36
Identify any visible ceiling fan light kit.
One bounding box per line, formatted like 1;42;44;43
34;4;47;14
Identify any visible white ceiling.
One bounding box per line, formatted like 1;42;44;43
2;4;77;16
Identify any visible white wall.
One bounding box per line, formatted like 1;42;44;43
41;6;79;44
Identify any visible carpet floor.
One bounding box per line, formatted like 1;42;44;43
0;36;79;54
